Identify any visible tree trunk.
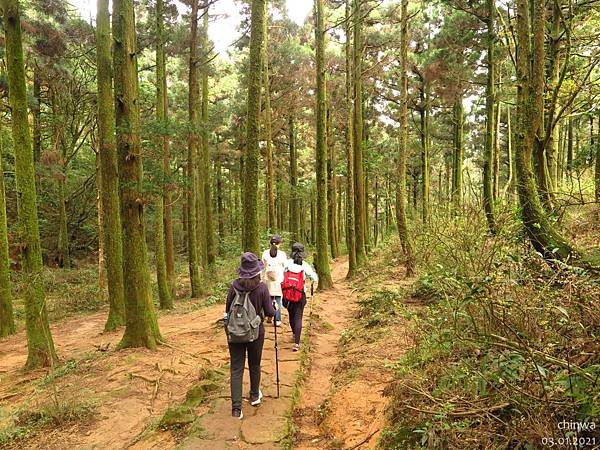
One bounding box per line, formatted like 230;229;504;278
156;0;173;309
310;193;316;245
201;10;215;265
33;67;42;165
155;0;175;299
353;0;367;266
494;102;501;200
419;77;430;225
596;114;600;202
483;0;496;233
289;113;300;243
96;153;107;293
314;0;333;289
242;0;265;255
396;0;415;276
216;145;225;238
263;7;276;233
452;97;464;210
374;176;379;245
502;104;514;199
515;0;572;261
113;0;163;348
57;176;70;268
345;0;357;277
327;107;339;259
567;116;573;185
187;0;201;295
544;0;561;194
2;0;58;367
0;145;15;337
96;0;126;331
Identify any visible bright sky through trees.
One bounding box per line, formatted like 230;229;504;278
69;0;313;55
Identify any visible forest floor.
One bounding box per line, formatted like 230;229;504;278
0;255;414;449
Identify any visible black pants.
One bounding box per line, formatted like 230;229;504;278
286;294;306;345
228;333;264;411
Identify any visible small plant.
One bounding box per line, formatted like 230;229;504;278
1;389;98;446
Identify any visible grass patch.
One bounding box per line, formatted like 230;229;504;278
0;389;98;447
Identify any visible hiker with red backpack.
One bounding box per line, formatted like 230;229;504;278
282;242;318;352
224;252;276;420
261;235;287;327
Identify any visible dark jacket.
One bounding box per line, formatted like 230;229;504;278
226;279;276;338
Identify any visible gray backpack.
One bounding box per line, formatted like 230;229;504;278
226;289;261;343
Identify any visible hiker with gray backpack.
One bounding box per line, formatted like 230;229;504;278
224;252;276;419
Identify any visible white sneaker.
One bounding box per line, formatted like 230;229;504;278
275;321;282;327
250;390;263;406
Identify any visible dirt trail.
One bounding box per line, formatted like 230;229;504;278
0;257;402;450
292;258;358;450
0;290;307;449
292;260;413;450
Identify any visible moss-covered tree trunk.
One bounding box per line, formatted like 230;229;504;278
216;145;225;238
187;0;201;295
159;3;175;299
493;102;501;200
2;0;57;367
543;5;559;194
242;0;265;255
96;155;107;293
417;74;430;225
502;104;514;199
262;7;276;233
57;176;70;268
96;0;126;331
289;113;300;243
396;0;415;277
596;113;600;203
345;0;357;278
113;0;163;348
483;0;496;234
353;0;367;266
195;14;207;271
32;68;42;165
0;148;15;337
201;11;216;265
155;0;173;309
452;97;464;210
515;0;573;261
327;107;339;258
315;0;333;289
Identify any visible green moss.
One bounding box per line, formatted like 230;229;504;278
158;369;223;430
97;0;126;332
3;0;57;368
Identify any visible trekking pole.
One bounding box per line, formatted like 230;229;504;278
273;313;280;398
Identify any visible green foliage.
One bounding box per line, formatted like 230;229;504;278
13;266;103;322
380;209;600;448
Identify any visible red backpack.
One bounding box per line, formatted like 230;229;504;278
281;270;305;303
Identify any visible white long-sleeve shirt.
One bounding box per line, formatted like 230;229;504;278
284;259;318;293
261;249;287;296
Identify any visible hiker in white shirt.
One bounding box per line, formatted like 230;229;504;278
282;242;317;351
261;235;287;326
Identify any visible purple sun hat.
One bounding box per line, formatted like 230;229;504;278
237;252;265;279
